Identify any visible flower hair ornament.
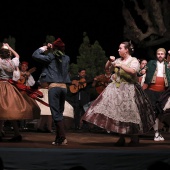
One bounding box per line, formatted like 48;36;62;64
129;40;134;53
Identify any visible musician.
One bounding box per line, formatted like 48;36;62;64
92;68;112;95
17;61;36;130
70;68;92;131
137;59;147;86
18;61;35;86
143;48;170;142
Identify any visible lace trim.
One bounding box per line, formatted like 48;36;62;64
88;83;141;124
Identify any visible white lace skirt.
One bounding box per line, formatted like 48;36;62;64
82;82;155;135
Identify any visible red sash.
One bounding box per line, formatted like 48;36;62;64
8;79;49;107
148;77;166;92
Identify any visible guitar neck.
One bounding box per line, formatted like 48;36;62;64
28;67;36;74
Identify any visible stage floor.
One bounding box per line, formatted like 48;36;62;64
0;130;170;150
0;130;170;170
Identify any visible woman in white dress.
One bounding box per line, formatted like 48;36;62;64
82;41;155;146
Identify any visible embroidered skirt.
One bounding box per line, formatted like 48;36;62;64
82;82;155;135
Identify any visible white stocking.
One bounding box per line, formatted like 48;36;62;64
153;118;159;131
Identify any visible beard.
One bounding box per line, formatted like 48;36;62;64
157;57;165;62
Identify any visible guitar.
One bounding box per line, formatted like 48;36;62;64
17;67;36;84
69;78;87;93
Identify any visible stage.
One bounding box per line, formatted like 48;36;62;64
0;129;170;170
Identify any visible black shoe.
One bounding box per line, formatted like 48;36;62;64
58;137;68;145
128;135;139;146
8;135;22;142
114;137;125;147
52;136;60;145
52;137;67;145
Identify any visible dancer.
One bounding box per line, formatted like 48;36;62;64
92;68;112;95
143;48;170;141
32;38;71;145
0;43;40;142
82;41;155;146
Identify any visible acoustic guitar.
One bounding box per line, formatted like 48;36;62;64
69;78;87;93
17;67;36;84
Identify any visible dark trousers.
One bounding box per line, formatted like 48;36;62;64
74;102;85;129
48;87;67;122
48;87;67;138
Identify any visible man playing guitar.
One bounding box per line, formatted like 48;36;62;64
18;61;36;86
70;68;92;130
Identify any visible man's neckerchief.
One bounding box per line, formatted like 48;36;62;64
53;49;64;62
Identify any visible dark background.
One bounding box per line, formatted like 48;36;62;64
0;0;125;79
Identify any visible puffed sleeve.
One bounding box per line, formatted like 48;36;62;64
129;57;140;72
12;57;20;67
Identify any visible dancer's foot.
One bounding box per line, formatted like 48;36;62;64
114;136;125;147
154;131;164;141
52;137;68;145
127;135;139;146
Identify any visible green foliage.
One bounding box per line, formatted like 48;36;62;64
40;33;108;80
44;35;56;45
70;32;108;79
69;63;79;77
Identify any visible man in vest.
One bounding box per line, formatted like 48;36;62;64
143;48;170;141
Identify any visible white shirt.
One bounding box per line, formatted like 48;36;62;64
157;61;164;77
